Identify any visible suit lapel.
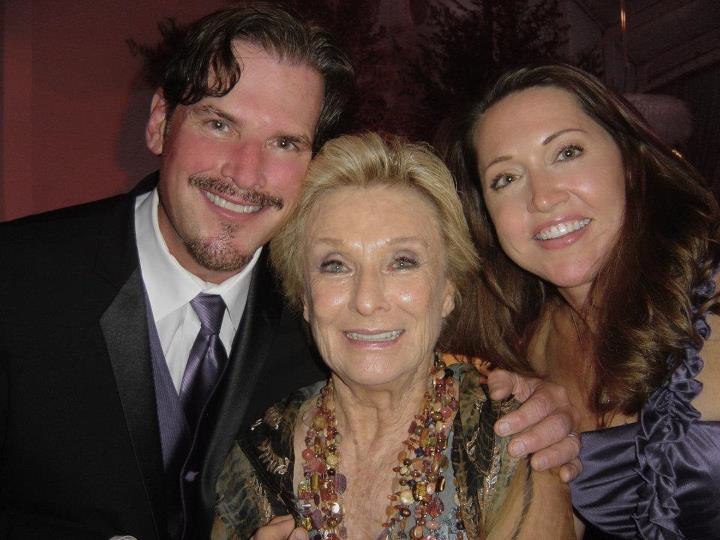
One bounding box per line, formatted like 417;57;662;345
200;251;283;482
96;177;166;538
101;269;166;531
197;250;308;533
224;251;286;423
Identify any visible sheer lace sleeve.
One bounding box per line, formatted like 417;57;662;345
453;365;575;539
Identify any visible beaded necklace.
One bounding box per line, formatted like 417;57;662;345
296;358;462;539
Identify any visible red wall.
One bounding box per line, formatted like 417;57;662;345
1;0;227;220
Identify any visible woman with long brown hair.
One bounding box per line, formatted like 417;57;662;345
443;64;720;538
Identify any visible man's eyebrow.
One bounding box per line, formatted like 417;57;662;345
190;104;313;147
285;132;313;148
191;104;237;124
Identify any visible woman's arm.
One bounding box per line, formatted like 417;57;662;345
453;370;576;539
483;459;576;539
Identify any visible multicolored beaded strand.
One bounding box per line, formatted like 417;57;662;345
297;382;347;539
381;361;460;539
297;358;462;539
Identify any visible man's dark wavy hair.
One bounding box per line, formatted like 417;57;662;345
132;2;355;151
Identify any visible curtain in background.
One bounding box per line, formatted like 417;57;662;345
660;62;720;198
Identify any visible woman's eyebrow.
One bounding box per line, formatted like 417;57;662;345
542;128;586;146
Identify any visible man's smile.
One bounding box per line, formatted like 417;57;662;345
203;190;262;213
189;174;285;215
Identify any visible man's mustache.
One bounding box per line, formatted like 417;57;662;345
189;175;284;210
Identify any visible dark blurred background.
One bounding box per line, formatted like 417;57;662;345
2;0;719;220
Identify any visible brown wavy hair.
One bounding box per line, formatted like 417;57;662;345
131;2;354;151
440;64;720;416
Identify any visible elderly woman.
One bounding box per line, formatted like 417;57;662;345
443;65;720;538
211;133;574;539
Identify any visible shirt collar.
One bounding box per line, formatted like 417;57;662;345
135;188;261;330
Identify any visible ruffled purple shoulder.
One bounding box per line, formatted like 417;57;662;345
633;273;716;538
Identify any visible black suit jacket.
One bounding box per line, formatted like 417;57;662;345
0;175;326;539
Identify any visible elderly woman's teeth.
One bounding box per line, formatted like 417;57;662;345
345;330;403;342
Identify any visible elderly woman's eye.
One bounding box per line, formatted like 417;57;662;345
391;256;418;270
319;260;346;273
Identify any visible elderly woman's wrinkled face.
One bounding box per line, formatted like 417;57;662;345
302;185;456;389
474;86;626;307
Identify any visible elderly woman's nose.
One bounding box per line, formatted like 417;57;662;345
351;268;390;315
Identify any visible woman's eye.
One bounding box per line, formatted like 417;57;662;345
557;144;583;161
490;173;517;191
319;260;346;274
391;256;418;270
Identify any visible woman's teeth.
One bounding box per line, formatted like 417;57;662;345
344;330;403;342
535;218;591;240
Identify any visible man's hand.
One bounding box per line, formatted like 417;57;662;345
487;369;582;483
251;515;308;540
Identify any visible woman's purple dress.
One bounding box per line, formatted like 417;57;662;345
571;277;720;539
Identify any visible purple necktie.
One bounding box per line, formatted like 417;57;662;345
179;293;228;431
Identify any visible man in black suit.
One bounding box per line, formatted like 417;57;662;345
0;6;352;540
0;5;580;540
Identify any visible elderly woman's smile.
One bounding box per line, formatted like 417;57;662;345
342;329;404;344
213;133;576;540
302;184;456;388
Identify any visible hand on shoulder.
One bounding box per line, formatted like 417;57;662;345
487;369;582;482
442;355;582;482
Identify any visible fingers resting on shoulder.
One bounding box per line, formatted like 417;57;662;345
488;368;583;482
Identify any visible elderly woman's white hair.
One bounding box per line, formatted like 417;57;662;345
270;132;479;314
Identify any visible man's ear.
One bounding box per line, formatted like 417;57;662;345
146;89;169;156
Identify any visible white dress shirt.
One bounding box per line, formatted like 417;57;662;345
134;189;261;393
